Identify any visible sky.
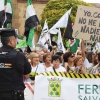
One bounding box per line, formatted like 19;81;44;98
83;0;100;3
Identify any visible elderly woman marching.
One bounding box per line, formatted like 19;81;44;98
39;53;53;72
74;56;87;74
24;52;44;84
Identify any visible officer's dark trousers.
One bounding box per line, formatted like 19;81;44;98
0;92;24;100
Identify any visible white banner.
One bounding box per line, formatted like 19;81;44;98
34;75;100;100
24;82;34;100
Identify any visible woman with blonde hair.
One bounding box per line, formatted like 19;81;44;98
24;52;44;82
74;56;87;74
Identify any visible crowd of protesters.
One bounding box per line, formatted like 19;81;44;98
22;39;100;84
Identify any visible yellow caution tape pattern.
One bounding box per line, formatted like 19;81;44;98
36;72;100;78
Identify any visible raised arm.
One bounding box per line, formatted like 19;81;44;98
81;39;86;60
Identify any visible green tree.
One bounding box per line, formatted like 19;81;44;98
40;0;94;47
41;0;94;28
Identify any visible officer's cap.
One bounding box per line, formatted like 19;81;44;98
0;28;18;37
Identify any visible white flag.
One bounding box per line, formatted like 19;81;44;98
5;0;13;14
0;0;4;12
38;20;51;49
50;8;72;34
0;0;5;28
57;28;65;53
5;0;13;28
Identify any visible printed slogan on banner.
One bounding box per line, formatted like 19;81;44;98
73;6;100;42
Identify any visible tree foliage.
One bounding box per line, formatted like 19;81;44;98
41;0;94;28
40;0;94;48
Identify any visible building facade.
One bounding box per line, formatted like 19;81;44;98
12;0;49;43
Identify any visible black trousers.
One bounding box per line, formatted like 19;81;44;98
0;92;24;100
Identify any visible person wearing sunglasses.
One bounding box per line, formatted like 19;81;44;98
63;52;75;72
24;52;44;83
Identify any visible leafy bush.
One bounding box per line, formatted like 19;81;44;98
40;0;94;47
41;0;94;28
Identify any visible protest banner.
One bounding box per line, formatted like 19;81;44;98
34;72;100;100
24;82;34;100
73;5;100;42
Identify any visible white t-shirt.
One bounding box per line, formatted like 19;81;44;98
39;63;53;72
38;63;66;72
24;64;45;82
55;66;66;72
44;65;66;72
31;64;45;73
84;58;93;69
